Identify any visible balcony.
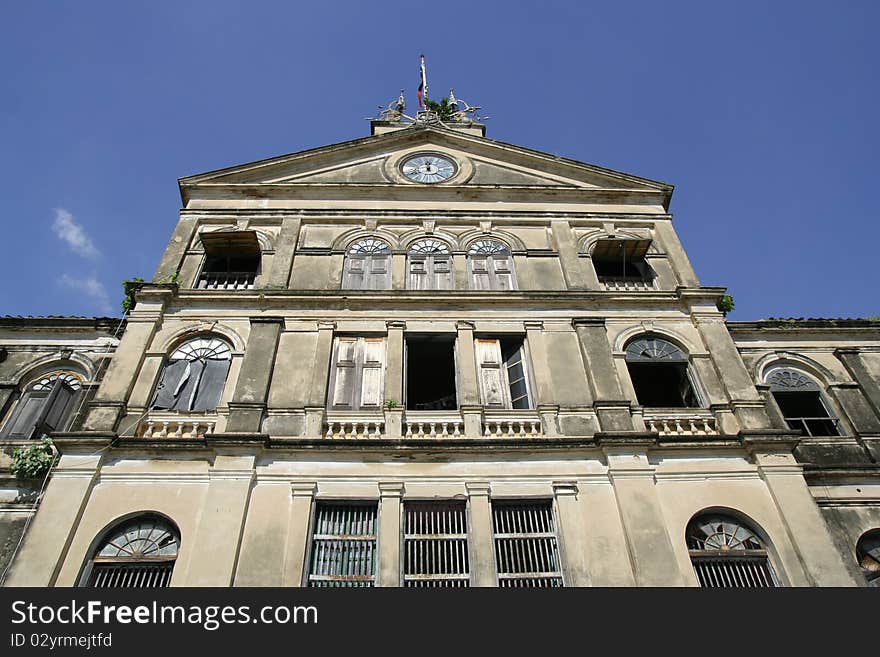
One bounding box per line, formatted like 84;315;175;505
404;411;464;438
137;414;217;438
324;413;385;439
599;276;654;291
642;409;718;436
482;411;543;438
195;271;256;290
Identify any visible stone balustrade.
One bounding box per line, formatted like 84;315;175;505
403;412;464;439
482;415;543;438
138;415;216;438
643;411;718;436
324;416;385;439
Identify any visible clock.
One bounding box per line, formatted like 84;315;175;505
400;153;457;183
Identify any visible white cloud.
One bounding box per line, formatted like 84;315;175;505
59;274;113;315
52;208;100;259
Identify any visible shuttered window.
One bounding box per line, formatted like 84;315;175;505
151;337;231;412
343;239;391;290
687;515;779;588
308;503;377;587
407;239;453;290
403;501;470;587
467;240;516;290
492;501;563;587
328;337;385;411
84;515;179;588
475;338;533;409
1;372;82;439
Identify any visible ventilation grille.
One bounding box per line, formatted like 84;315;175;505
691;555;777;588
492;501;563;587
89;562;174;587
404;501;470;587
308;504;377;588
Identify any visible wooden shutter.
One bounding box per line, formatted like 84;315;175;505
365;255;390;290
330;337;360;409
432;255;453;290
38;382;76;432
329;337;385;411
409;255;453;290
2;391;48;438
191;359;231;411
469;256;491;290
490;255;516;291
475;339;508;408
343;254;366;289
408;255;429;290
359;338;385;409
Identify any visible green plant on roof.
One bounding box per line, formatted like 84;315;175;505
717;294;735;317
425;98;459;122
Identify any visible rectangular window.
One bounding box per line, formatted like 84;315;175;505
492;500;563;587
592;238;654;287
196;230;261;290
408;254;453;290
403;501;470;587
307;503;377;588
475;337;533;409
327;337;385;411
406;336;457;410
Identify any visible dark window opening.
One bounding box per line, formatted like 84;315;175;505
592;238;653;283
627;362;699;408
406;336;457;410
772;391;840;436
197;253;260;290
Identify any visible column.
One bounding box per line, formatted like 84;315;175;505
283;482;317;586
377;482;403;587
3;446;103;586
745;436;861;586
835;348;880;460
603;441;688;586
552;481;590;586
233;482;290;586
466;482;496;587
455;321;482;437
384;321;405;438
572;318;634;431
579;475;636;586
184;454;254;586
265;217;302;288
550;220;591;290
225;317;283;434
304;321;336;437
524;321;559;436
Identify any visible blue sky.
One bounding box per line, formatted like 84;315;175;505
0;1;876;320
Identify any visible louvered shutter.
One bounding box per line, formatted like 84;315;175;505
38;382;76;432
432;255;453;290
359;338;384;408
475;339;508;407
330;338;359;409
2;391;48;438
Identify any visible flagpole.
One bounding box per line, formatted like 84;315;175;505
420;54;428;108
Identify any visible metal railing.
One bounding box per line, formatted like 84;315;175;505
690;552;778;588
195;271;256;290
88;561;174;587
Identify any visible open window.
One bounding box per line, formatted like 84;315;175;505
766;367;840;436
343;238;391;290
406;335;457;410
150;337;231;412
625;335;700;408
591;238;654;288
1;372;82;438
467;239;516;291
407;239;453;290
196;230;261;290
327;337;385;411
475;337;533;409
856;529;880;587
686;513;779;587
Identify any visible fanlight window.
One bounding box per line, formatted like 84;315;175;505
151;337;231;412
686;514;778;587
467;239;516;290
343;238;391;289
1;370;83;439
83;515;179;588
766;367;840;436
856;529;880;587
624;336;699;408
408;239;452;290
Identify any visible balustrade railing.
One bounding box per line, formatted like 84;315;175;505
643;411;717;436
403;412;464;439
138;416;216;438
324;416;385;439
196;271;256;290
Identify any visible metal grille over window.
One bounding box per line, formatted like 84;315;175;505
308;504;377;587
686;514;778;588
403;502;470;587
492;501;563;587
85;516;178;588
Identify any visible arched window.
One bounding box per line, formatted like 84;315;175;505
686;513;778;587
81;515;179;587
856;529;880;587
765;367;840;436
1;371;83;439
625;336;699;408
407;239;452;290
150;337;231;412
467;239;516;290
343;238;391;290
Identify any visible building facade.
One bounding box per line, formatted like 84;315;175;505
2;114;879;587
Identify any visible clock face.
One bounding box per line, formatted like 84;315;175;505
401;154;457;183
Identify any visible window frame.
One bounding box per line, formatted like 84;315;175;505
342;238;392;290
474;336;536;410
624;335;703;409
0;371;83;439
764;366;842;437
466;239;517;291
149;336;232;413
686;513;780;588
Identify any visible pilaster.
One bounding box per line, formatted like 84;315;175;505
377;482;404;587
225;317;283;433
466;482;495;587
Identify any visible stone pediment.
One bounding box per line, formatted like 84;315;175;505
179;126;672;198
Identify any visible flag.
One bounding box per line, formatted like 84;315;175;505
418;54;427;108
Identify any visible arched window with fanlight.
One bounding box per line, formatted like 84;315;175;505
624;335;700;408
686;513;779;587
150;337;231;412
1;371;83;439
765;367;841;436
343;238;391;290
407;239;453;290
80;514;179;587
467;239;516;290
856;529;880;587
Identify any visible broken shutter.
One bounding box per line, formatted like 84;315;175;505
308;503;377;587
150;360;189;410
475;339;508;408
191;359;231;411
493;501;563;587
329;337;385;411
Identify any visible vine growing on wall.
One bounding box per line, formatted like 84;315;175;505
9;437;57;480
